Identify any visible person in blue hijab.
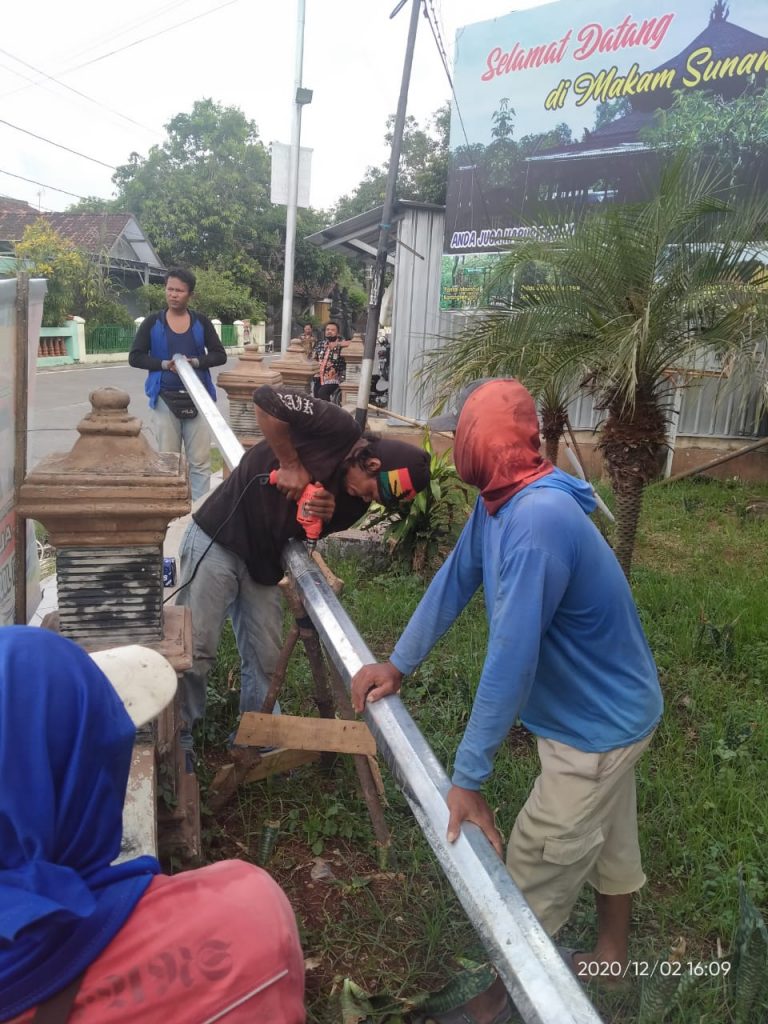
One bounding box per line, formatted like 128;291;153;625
0;626;306;1024
0;626;175;1020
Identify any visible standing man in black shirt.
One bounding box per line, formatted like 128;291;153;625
129;268;227;500
176;385;431;758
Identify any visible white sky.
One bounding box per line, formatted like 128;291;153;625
0;0;549;216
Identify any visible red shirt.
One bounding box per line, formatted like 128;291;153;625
10;861;305;1023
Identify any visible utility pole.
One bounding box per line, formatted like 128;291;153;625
354;0;422;428
280;0;311;353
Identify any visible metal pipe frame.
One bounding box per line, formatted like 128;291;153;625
170;357;601;1023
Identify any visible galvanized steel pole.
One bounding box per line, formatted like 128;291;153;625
280;0;308;354
283;542;601;1024
173;356;244;472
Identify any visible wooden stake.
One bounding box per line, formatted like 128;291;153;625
13;273;29;625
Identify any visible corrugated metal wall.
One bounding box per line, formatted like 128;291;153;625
389;207;766;439
567;375;766;439
389;207;455;421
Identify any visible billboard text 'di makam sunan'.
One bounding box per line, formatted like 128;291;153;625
441;0;768;308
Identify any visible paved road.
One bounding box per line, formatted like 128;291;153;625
30;362;232;468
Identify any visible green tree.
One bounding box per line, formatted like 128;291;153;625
423;159;768;575
491;98;515;141
592;98;632;133
15;220;132;327
642;87;768;188
333;104;450;221
96;98;351;328
111;100;271;286
16;220;88;326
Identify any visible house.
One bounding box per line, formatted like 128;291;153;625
0;197;165;315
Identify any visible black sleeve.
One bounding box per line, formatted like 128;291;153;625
197;314;227;368
128;314;161;370
253;385;360;443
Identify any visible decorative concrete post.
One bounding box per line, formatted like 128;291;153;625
340;331;365;408
70;315;86;363
253;320;266;351
211;317;222;340
217;346;283;448
271;336;316;393
19;387;200;859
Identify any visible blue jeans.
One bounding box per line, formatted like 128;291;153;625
153;398;212;501
176;522;283;747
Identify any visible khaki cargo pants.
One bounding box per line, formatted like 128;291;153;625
506;731;655;935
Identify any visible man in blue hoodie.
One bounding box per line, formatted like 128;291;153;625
352;379;662;1021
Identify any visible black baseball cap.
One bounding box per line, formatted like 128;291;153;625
426;378;512;432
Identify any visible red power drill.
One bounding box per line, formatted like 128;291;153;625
267;470;324;549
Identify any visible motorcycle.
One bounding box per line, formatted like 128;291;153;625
370;335;390;408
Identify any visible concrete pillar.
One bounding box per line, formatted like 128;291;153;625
271;336;316;393
340;331;365;408
211;317;222;340
217;346;283;448
253;320;266;351
70;315;86;363
18;387;200;860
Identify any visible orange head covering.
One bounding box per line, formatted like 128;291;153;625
453;379;553;515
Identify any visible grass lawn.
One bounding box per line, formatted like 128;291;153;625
195;477;768;1023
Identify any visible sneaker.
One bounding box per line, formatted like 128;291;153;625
226;728;275;754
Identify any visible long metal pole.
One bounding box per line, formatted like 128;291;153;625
170;359;601;1024
354;0;422;428
174;356;244;471
283;542;600;1024
279;0;307;354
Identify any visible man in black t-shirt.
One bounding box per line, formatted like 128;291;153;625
176;385;430;759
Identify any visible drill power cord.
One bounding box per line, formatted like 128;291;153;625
162;472;268;605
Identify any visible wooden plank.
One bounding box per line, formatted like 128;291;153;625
118;743;157;862
242;748;321;783
234;712;377;756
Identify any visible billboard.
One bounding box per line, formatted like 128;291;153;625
442;0;768;307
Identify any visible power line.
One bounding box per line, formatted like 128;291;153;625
0;47;159;136
52;0;243;80
422;0;493;228
56;0;191;68
0;117;116;170
0;167;87;200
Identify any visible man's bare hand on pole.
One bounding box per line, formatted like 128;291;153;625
351;661;403;713
446;786;503;857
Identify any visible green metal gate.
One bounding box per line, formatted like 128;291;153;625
85;325;135;355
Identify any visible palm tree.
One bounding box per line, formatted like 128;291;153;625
426;159;768;575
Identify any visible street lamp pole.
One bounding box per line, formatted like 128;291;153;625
280;0;311;354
